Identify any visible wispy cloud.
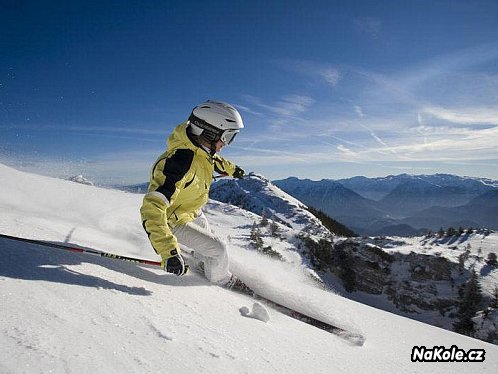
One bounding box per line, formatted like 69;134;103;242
417;113;424;125
422;105;498;125
354;106;365;118
358;123;393;151
337;144;358;159
237;43;498;178
319;68;341;86
354;43;498;113
271;95;315;117
242;94;315;120
275;59;341;86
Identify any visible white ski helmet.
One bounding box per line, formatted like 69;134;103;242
188;100;244;147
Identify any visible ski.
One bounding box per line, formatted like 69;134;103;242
1;232;365;346
257;294;365;346
182;250;365;345
233;286;365;346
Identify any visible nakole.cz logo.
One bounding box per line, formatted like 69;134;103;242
412;345;485;363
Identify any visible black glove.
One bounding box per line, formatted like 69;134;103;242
233;166;245;179
163;252;188;276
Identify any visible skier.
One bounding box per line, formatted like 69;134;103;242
140;100;250;291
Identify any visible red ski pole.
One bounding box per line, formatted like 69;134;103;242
0;233;162;267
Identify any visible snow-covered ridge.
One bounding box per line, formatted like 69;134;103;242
68;175;94;186
210;172;332;238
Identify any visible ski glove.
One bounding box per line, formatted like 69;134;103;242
162;251;188;276
233;166;245;179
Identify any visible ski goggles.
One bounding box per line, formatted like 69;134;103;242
220;129;239;145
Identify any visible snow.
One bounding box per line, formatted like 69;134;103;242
1;162;497;373
381;233;498;299
239;302;271;323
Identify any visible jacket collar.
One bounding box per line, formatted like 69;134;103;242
168;123;214;162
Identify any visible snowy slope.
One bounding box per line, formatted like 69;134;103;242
210;173;330;237
339;233;498;337
1;163;497;373
375;233;498;298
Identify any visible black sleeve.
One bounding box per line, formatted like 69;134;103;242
155;149;194;202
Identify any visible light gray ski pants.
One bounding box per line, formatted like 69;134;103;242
172;212;232;285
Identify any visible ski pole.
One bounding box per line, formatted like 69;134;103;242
0;233;162;267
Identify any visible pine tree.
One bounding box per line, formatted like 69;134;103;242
458;249;470;274
250;222;264;250
438;227;445;237
250;222;258;241
269;214;279;237
334;242;357;293
260;208;268;227
447;227;456;237
453;268;482;336
341;250;357;293
490;286;498;309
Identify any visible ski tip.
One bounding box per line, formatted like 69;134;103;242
337;331;366;347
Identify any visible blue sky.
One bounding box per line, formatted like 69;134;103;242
1;0;498;185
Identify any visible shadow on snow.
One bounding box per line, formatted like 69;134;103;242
0;236;207;295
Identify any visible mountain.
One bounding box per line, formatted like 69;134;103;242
68;175;94;186
336;174;414;200
272;177;388;234
274;174;498;235
119;182;148;193
210;173;332;238
405;190;498;230
338;174;498;201
378;179;475;218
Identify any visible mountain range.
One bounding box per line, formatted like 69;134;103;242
116;173;498;236
273;174;498;236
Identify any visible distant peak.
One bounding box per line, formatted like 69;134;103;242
68;175;94;186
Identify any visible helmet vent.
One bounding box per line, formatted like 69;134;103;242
225;119;236;123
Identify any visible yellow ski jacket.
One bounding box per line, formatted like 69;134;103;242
140;122;237;260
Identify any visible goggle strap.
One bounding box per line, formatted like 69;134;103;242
189;113;239;145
